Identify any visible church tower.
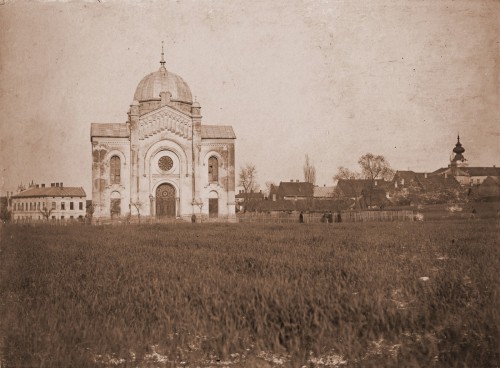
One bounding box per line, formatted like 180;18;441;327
450;135;467;176
91;46;236;221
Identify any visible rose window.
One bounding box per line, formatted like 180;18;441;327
158;156;174;172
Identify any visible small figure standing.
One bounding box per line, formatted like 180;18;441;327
299;211;304;223
191;214;197;223
470;207;477;220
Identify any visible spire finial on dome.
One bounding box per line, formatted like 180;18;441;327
160;41;166;68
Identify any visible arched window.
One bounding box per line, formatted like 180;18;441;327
110;156;121;184
208;156;218;182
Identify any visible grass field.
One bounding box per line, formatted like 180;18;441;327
0;221;498;367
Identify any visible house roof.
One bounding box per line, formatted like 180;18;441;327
336;179;373;197
433;166;500;177
415;174;460;191
462;167;500;177
91;123;130;138
278;182;314;197
313;186;335;198
235;191;265;199
394;170;419;182
12;187;86;199
201;125;236;139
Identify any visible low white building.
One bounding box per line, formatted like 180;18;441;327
11;183;86;221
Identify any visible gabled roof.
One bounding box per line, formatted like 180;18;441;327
462;167;500;177
278;182;314;197
336;179;372;197
433;166;500;177
394;170;419;182
91;123;130;138
313;186;335;198
414;174;460;191
201;125;236;139
235;191;265;199
12;187;86;199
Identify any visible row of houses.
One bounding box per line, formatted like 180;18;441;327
235;137;500;213
237;166;499;214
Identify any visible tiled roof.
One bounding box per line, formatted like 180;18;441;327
336;179;372;197
433;166;500;177
12;187;86;198
313;186;335;198
91;123;130;138
201;125;236;139
279;182;314;197
462;167;500;177
235;191;265;199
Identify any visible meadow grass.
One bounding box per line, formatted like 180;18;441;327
0;221;498;367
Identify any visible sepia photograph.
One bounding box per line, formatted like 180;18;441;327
0;0;499;366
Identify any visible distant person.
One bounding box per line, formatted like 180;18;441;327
471;207;477;220
299;211;304;223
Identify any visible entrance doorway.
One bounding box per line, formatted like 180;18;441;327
156;183;176;217
209;191;219;218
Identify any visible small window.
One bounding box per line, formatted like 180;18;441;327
61;216;65;220
61;202;65;210
70;202;74;210
110;156;121;184
208;156;219;182
52;202;56;210
79;202;83;210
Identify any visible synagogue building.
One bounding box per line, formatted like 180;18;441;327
90;49;236;220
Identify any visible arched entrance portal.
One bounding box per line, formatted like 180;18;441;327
156;183;176;218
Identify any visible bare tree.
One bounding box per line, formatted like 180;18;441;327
303;154;316;185
39;199;54;220
238;163;259;212
358;153;394;181
130;200;144;225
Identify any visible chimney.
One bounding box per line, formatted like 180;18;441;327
424;172;428;178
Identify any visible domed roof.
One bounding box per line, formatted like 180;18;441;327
134;63;193;104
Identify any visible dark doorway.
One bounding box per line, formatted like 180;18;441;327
156;183;176;217
209;198;218;218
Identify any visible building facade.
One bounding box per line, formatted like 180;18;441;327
90;50;236;220
11;183;86;221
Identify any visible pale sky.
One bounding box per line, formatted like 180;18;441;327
1;0;499;196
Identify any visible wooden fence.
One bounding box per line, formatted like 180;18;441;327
238;210;415;224
9;210;415;226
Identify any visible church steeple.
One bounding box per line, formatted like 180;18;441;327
452;134;466;163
